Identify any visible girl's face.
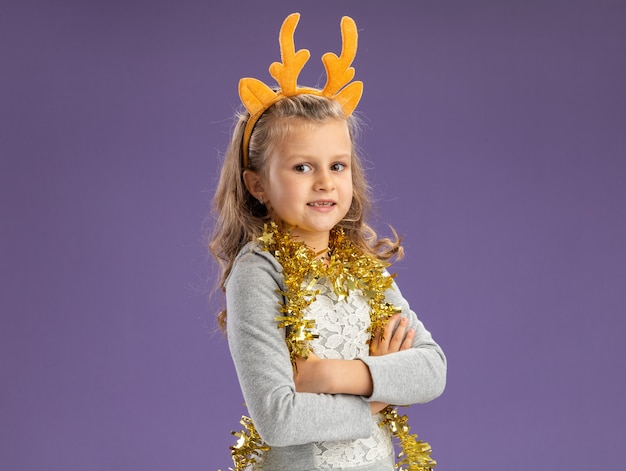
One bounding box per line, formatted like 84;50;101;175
259;118;354;252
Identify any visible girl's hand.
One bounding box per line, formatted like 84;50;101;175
294;353;326;393
369;401;389;415
370;313;414;356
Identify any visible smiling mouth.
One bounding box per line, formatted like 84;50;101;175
308;202;335;207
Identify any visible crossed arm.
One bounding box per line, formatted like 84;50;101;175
294;313;414;415
227;249;446;445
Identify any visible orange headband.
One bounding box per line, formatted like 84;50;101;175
239;13;363;168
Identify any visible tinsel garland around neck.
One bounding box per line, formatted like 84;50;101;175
221;223;436;471
260;222;400;368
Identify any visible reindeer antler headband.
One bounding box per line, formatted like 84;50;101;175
239;13;363;168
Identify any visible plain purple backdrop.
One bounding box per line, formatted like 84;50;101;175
2;1;625;470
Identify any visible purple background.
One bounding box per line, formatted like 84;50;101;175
2;1;625;469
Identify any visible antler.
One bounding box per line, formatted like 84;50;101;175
321;16;363;116
321;16;358;96
269;13;310;95
239;13;308;118
239;13;363;167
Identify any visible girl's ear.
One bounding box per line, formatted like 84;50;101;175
242;170;265;200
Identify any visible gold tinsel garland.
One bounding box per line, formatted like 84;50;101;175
222;223;436;471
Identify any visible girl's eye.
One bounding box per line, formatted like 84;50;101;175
294;164;312;173
331;162;347;172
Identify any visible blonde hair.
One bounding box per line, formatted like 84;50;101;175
209;94;401;329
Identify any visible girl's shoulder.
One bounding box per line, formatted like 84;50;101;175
227;240;284;284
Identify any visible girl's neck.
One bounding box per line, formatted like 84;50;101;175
275;222;331;255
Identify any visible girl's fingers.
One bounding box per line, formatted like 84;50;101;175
388;316;407;352
370;328;383;355
400;328;415;350
379;314;401;354
376;315;393;354
371;315;413;355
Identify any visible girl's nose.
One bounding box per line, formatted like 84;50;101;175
314;169;334;191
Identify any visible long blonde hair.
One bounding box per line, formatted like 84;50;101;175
209;94;401;329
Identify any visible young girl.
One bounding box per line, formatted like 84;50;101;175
210;13;446;471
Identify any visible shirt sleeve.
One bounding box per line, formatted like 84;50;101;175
225;246;373;447
359;275;447;405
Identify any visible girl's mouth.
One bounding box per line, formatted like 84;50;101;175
308;201;335;207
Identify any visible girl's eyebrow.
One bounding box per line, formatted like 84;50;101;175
283;153;351;161
298;149;352;157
